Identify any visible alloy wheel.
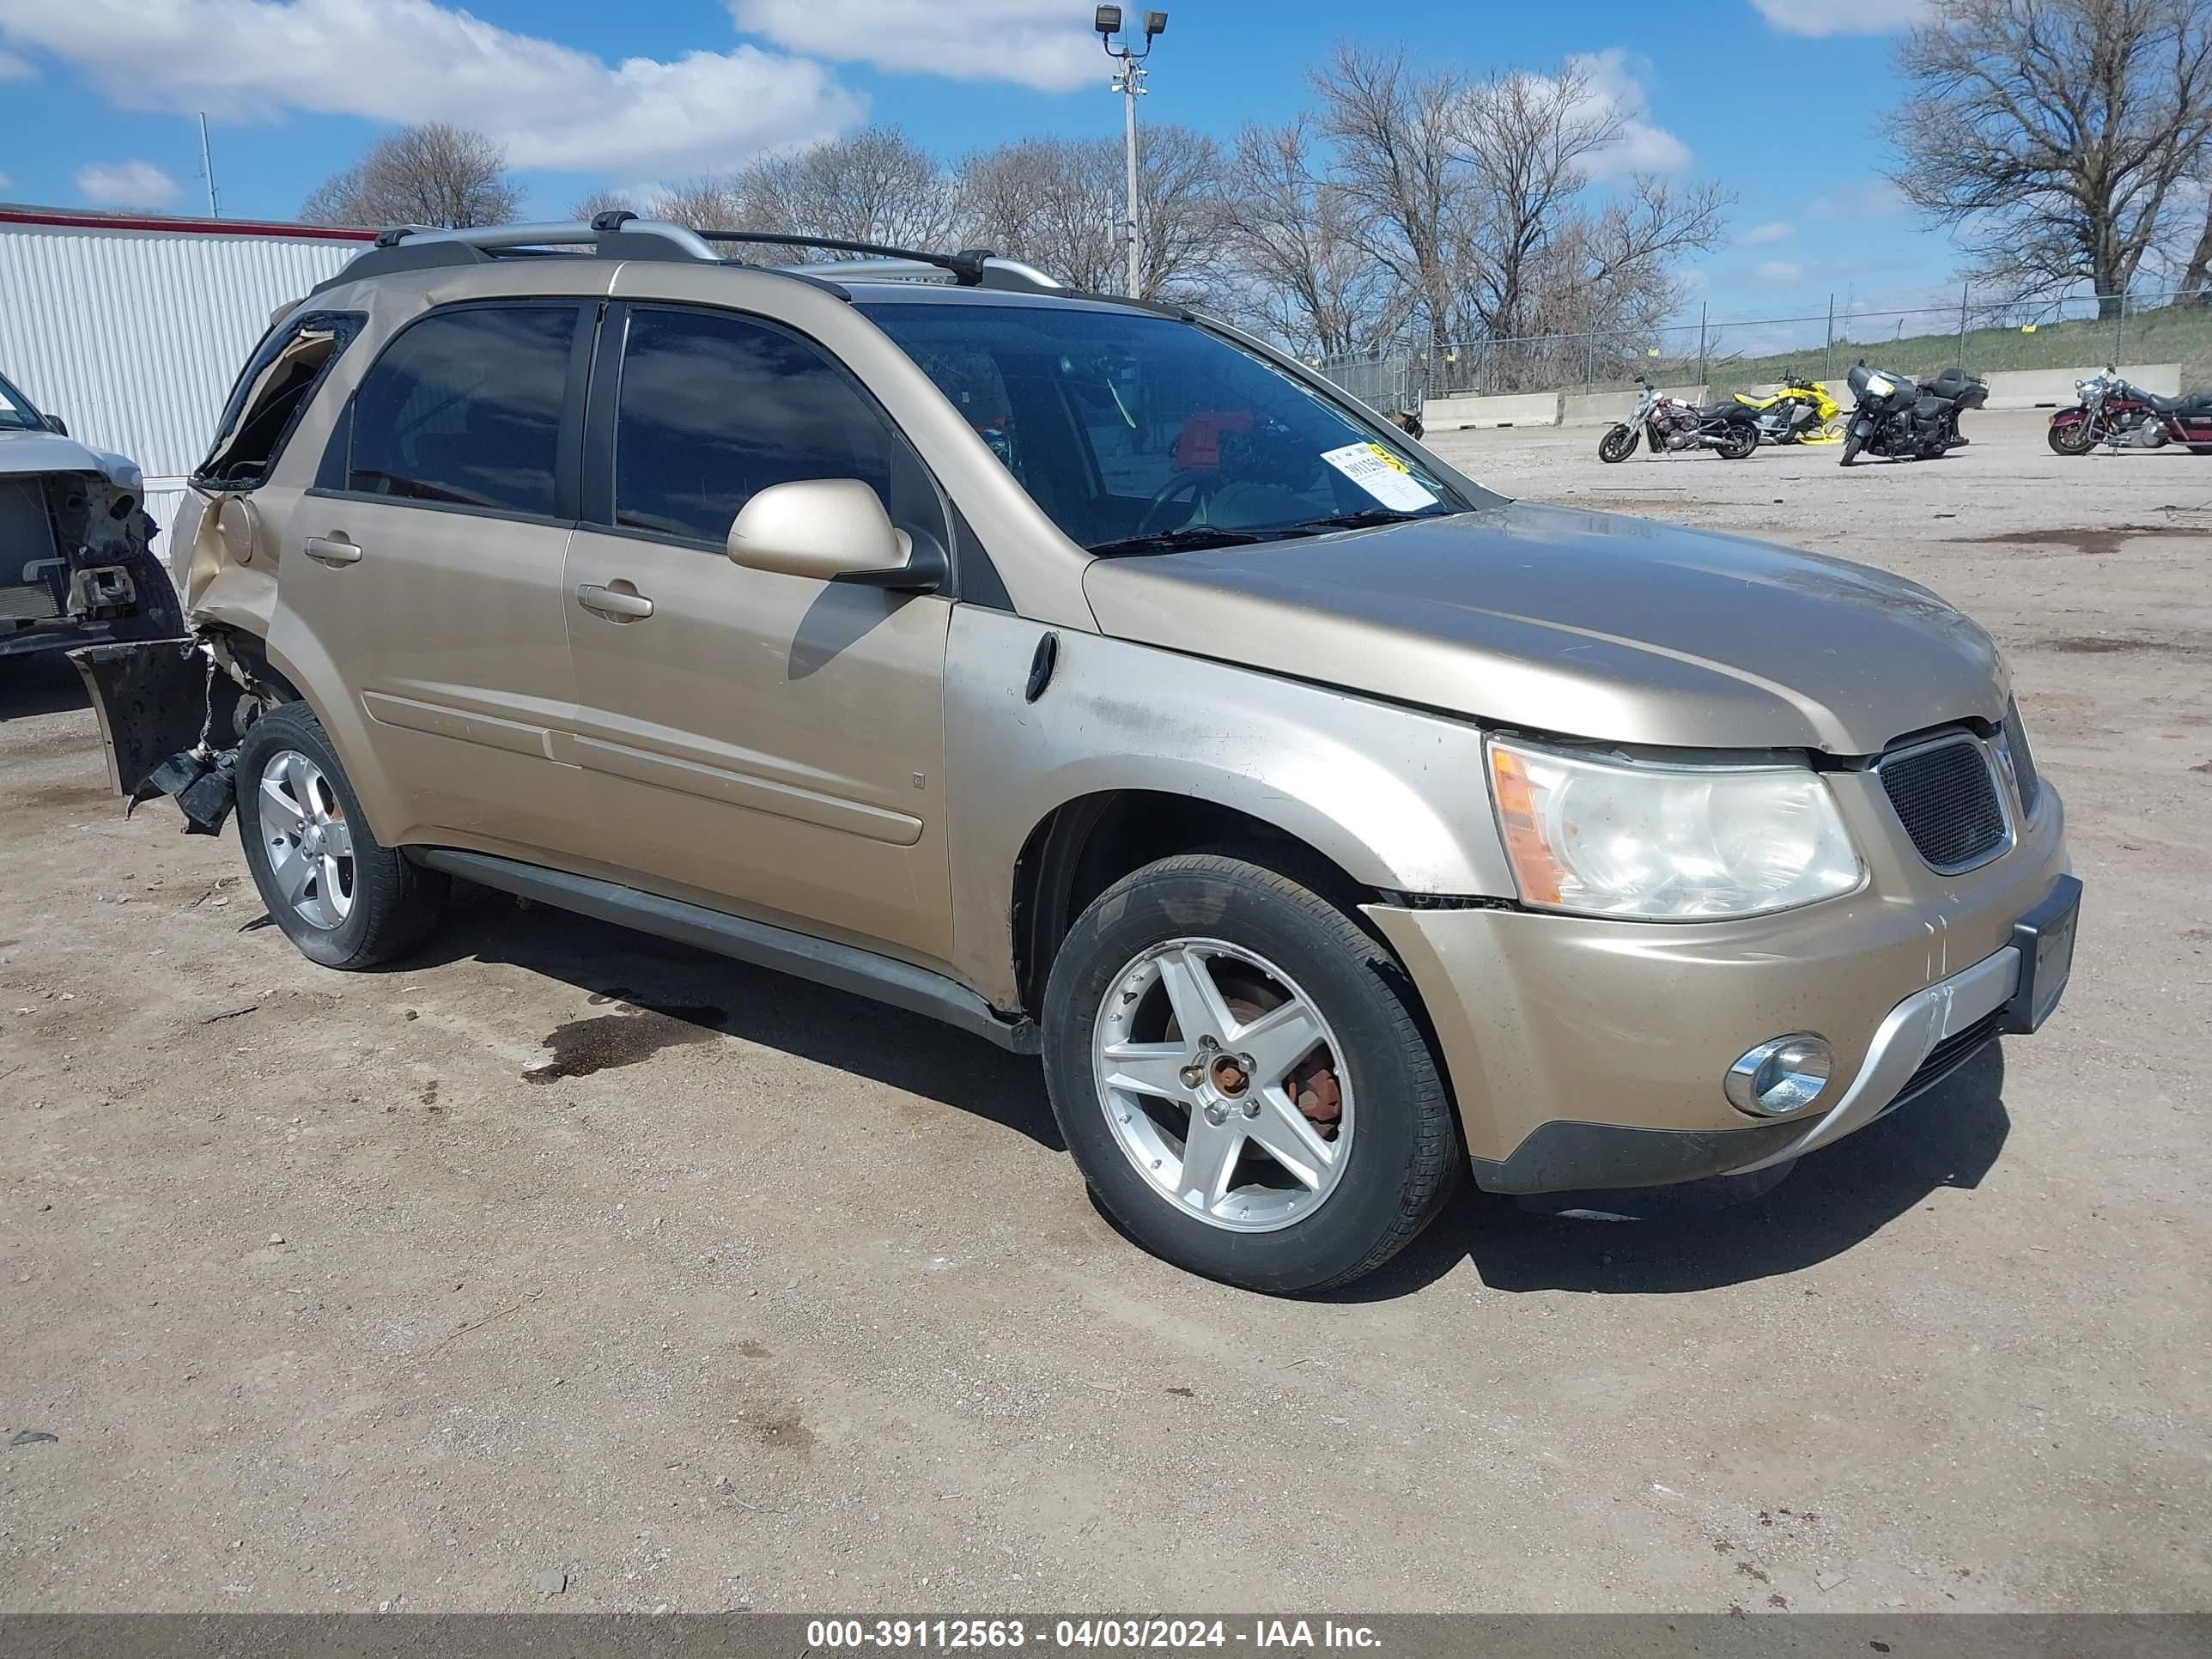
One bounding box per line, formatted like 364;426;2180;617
257;749;356;930
1091;938;1353;1233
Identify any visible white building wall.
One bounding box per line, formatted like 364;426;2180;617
0;222;364;538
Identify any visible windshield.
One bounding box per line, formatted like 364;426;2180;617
0;373;43;432
861;301;1469;555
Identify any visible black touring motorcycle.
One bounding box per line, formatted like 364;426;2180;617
1839;362;1988;465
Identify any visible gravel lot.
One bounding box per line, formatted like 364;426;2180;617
2;410;2206;1613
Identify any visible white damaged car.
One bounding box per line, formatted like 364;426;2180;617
2;368;179;661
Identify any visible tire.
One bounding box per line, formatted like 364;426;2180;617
1717;424;1758;460
2047;418;2095;456
234;700;448;969
1597;424;1637;463
1840;432;1863;466
2191;445;2212;456
1041;853;1458;1295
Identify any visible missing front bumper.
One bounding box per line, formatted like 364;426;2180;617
66;637;244;835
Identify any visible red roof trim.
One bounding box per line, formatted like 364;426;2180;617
0;204;377;241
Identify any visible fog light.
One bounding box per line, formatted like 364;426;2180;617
1725;1035;1832;1117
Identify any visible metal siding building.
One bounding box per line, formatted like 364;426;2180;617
0;207;373;538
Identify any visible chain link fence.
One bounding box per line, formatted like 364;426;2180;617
1314;290;2212;413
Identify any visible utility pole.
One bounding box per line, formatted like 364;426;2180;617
1096;7;1166;299
197;112;220;219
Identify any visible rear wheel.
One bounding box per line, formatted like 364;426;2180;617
1717;424;1758;460
235;701;448;969
1042;854;1458;1295
1597;424;1637;463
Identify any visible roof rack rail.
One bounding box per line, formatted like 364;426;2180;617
782;254;1066;296
311;216;724;293
308;214;1066;300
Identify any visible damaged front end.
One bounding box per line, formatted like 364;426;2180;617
0;452;180;661
69;634;249;836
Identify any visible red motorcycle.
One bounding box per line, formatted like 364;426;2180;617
2048;368;2212;455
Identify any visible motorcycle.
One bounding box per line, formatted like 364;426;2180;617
2047;368;2212;456
1917;365;1987;448
1734;373;1842;445
1839;362;1978;465
1597;377;1759;462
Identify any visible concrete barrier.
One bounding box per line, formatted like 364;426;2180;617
1979;362;2179;410
1423;392;1560;429
1559;385;1706;427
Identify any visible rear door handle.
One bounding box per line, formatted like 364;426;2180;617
575;582;654;620
303;533;362;566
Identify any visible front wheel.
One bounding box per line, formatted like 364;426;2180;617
235;701;449;969
1597;424;1637;463
2047;417;2096;456
1042;854;1459;1295
1717;424;1758;460
1840;429;1864;466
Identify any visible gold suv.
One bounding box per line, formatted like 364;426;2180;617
76;219;2079;1294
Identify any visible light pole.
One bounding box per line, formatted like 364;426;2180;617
1096;7;1166;298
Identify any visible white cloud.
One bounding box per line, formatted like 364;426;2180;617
1564;49;1691;177
1808;179;1908;218
76;159;179;207
1756;259;1807;282
0;170;12;191
0;0;866;177
0;46;33;77
1750;0;1928;38
728;0;1101;93
1742;220;1794;245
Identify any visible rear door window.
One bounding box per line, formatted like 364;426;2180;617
195;311;364;489
344;306;579;518
610;307;939;547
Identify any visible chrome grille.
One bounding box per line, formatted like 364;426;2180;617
1878;733;2009;872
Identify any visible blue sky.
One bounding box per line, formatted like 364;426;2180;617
0;0;1952;327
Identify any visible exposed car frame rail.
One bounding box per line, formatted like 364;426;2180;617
313;214;1066;299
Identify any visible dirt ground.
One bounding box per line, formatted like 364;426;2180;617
2;410;2206;1614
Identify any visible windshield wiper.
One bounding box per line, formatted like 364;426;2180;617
1285;507;1444;532
1085;526;1272;557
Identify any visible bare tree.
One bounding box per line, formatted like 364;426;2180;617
1310;45;1472;345
961;126;1223;298
1448;62;1716;343
1218;118;1400;356
568;188;640;222
1891;0;2212;313
301;123;523;229
728;126;963;253
2179;187;2212;301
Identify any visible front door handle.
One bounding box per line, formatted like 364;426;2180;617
576;581;654;621
303;533;362;566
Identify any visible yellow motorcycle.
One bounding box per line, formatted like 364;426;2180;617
1734;374;1843;446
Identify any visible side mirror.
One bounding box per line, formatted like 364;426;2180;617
41;412;68;436
726;478;944;592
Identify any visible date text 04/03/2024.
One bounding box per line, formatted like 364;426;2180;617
803;1620;1383;1650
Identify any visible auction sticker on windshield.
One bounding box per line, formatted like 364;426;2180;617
1320;441;1438;512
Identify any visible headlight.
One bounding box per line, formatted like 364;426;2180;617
1486;736;1863;920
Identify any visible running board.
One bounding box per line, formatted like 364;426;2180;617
412;848;1040;1054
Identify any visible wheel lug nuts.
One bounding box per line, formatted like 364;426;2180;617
1179;1066;1205;1088
1243;1100;1261;1118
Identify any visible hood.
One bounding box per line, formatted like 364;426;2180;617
1080;501;2006;755
0;429;143;493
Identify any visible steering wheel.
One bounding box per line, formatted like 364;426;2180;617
1133;470;1220;538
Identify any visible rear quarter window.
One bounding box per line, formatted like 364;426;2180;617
194;311;364;490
